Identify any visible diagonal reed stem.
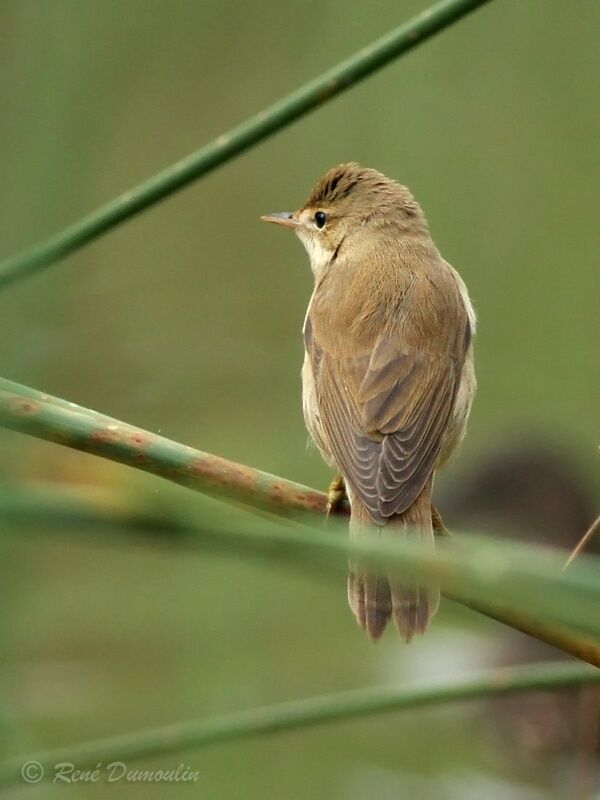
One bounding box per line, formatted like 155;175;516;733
0;377;332;519
0;661;597;788
1;376;600;666
0;0;493;289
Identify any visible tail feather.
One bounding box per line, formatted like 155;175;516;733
347;480;439;641
347;573;367;630
390;581;436;641
363;574;392;640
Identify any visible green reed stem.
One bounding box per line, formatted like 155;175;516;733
0;0;493;289
0;661;596;788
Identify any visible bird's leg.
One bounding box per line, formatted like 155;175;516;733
326;474;347;517
431;503;451;537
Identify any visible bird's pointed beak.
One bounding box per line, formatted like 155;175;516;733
260;212;301;230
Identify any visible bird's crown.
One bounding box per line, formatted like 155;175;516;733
303;162;421;219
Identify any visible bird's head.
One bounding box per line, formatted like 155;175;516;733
261;162;428;275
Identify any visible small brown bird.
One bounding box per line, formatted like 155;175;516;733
262;163;476;640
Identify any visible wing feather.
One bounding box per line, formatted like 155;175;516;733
308;322;468;523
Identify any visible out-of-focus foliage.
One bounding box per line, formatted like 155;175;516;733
0;1;598;798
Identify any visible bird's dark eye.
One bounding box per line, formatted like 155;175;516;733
314;211;327;229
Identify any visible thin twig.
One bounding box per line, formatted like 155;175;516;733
0;0;494;289
564;513;600;570
0;662;596;788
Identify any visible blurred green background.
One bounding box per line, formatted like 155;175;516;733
0;1;598;797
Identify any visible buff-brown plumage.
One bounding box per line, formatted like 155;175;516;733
262;163;476;640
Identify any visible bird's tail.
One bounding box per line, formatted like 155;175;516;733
347;482;440;641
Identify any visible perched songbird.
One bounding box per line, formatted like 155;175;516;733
261;163;476;640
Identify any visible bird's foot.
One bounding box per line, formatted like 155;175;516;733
431;503;451;537
326;474;347;518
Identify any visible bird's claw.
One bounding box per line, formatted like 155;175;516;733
431;503;451;537
326;474;347;518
